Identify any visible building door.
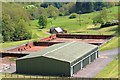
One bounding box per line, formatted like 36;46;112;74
91;52;96;62
73;62;81;74
82;57;89;68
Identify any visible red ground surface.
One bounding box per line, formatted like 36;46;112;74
21;38;108;52
24;46;47;52
12;38;108;52
2;35;110;54
50;38;108;43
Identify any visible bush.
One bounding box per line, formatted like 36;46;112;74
59;13;64;16
100;20;119;28
38;15;47;29
69;13;77;19
100;22;112;28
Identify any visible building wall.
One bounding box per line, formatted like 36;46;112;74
34;42;63;46
73;62;81;74
16;56;70;76
52;30;58;34
70;48;98;75
56;34;113;39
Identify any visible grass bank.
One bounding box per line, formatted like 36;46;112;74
96;54;119;78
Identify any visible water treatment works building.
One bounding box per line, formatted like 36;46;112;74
16;42;98;76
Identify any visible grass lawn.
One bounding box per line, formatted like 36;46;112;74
100;36;120;51
0;39;35;49
30;6;118;35
96;54;119;78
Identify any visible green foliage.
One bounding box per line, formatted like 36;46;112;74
1;6;119;49
27;7;39;20
101;7;108;21
69;13;78;19
38;15;47;29
59;13;64;16
31;6;118;34
92;7;108;26
2;3;32;42
40;2;65;9
59;7;65;15
13;19;32;41
62;2;76;15
2;14;15;41
46;5;59;19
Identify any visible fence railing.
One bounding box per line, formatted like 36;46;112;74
2;73;119;80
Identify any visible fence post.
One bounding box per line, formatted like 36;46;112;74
69;77;70;80
11;73;12;78
62;75;64;80
56;76;57;80
49;76;50;80
4;73;6;77
17;74;18;78
36;75;38;79
42;76;44;80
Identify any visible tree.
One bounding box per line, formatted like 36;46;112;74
101;7;108;21
92;7;108;26
38;7;48;17
93;15;105;26
13;19;31;41
2;3;31;42
76;2;94;13
62;2;76;15
59;7;65;15
2;14;15;41
38;15;47;29
93;2;105;11
46;5;59;19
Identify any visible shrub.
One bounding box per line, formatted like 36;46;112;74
59;13;64;16
69;13;77;19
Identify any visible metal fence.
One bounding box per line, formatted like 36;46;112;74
1;73;119;80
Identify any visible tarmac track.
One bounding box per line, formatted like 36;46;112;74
73;48;120;78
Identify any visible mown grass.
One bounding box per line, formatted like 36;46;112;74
100;36;119;51
0;39;35;49
96;54;119;78
30;6;118;34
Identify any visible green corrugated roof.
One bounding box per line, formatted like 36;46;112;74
17;42;98;63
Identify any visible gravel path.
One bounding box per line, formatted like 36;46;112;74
73;48;120;78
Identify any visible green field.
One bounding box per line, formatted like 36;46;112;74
100;36;119;51
0;39;41;49
0;6;119;49
96;54;119;78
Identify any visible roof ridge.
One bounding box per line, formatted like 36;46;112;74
42;42;75;56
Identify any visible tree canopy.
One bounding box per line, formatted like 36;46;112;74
2;3;32;42
38;15;47;29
